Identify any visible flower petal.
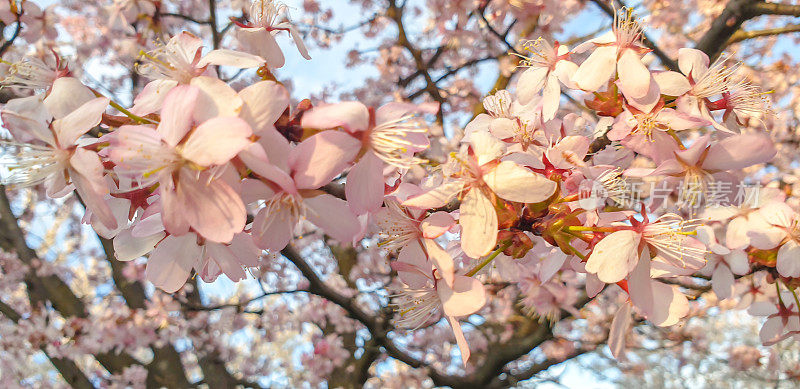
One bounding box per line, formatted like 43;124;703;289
301;102;370;133
345;152;385;215
617;50;651;99
515;66;548;105
653;71;691;96
438;275;486;317
712;263;735;300
178;170;246;243
145;234;201;292
777;240;800;278
677;48;709;79
446;316;472;366
198;49;265;68
113;229;165;261
420;211;456;239
43;77;96;119
189;76;244;123
459;189;498;258
609;303;633;360
648;282;689;327
158;85;200;147
238;81;289;133
402;180;464;209
394;240;433;288
130;79;179;116
252;205;294;251
585;230;640;283
572;45;617;92
423;238;454;286
237;28;285;68
53;97;108;146
483;161;556;203
181;116;252;166
289;130;361;189
304;193;361;244
69;149;116;230
702;133;776;171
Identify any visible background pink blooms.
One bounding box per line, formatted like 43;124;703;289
0;0;800;387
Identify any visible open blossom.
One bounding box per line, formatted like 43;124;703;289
608;100;707;142
0;78;116;229
302;101;433;215
106;0;157;33
748;291;800;346
391;244;485;365
464;90;557;152
105;85;252;243
674;49;773;132
131;32;265;115
574;166;630;210
235;0;311;69
515;38;577;120
626;133;776;208
747;202;800;278
0;55;66;90
696;226;749;300
585;212;705;284
242;129;362;251
376;198;457;284
142;232;261;293
403;131;557;258
20;2;57;42
571;9;652;99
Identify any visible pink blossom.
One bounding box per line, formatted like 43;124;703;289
0;78;116;229
391;248;485;365
571;9;653;99
302;101;433;215
235;0;311;69
106;85;252;243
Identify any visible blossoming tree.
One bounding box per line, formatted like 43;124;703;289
1;0;800;387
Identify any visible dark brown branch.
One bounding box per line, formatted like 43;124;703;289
728;23;800;43
695;0;761;59
281;245;593;388
281;245;467;387
208;0;221;49
387;0;446;124
491;343;597;387
0;15;22;57
476;4;519;55
750;2;800;17
159;13;210;25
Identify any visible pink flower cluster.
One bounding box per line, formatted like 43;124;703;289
2;2;798;368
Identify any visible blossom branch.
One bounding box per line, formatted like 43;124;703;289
387;0;446;123
0;299;94;388
0;187;145;377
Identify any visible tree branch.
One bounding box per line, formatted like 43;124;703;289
750;2;800;17
387;0;446;124
728;23;800;43
695;0;761;59
281;245;594;388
